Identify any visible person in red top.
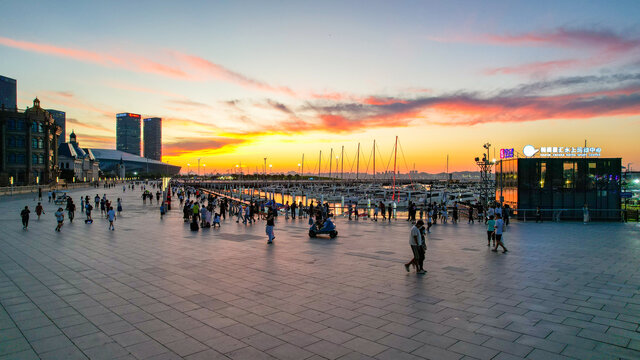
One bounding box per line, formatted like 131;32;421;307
35;202;45;220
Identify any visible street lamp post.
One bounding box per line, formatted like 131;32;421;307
187;163;190;176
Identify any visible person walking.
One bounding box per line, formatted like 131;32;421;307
468;206;474;224
582;204;590;224
486;215;495;247
380;201;386;221
35;202;44;220
117;198;123;215
66;198;75;223
452;204;458;224
107;206;116;230
535;206;542;223
21;206;30;230
85;202;93;222
266;207;275;244
405;220;426;274
192;202;201;223
492;214;508;253
54;208;65;232
38;187;42;201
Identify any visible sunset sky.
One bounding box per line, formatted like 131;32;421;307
2;0;639;174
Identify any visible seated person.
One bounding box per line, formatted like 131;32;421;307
213;213;221;228
320;215;335;231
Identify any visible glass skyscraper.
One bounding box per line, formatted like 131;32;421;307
116;113;141;156
46;109;66;146
0;75;17;111
143;117;162;161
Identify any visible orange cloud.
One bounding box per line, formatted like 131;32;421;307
163;137;246;156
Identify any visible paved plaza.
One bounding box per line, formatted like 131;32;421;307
1;185;639;360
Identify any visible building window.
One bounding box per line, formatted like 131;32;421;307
7;136;15;148
32;122;39;132
7;119;16;130
539;162;546;188
38;138;44;149
39;154;44;164
15;137;25;148
8;153;16;164
16;154;25;164
32;154;38;165
32;138;38;149
563;161;575;189
16;120;25;131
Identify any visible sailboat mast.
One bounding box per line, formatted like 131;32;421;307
341;146;344;180
393;136;398;201
329;148;333;177
373;139;376;182
318;150;321;177
356;143;360;180
301;154;304;176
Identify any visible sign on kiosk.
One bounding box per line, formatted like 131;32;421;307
523;145;601;158
500;148;514;159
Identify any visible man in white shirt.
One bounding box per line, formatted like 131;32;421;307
405;220;427;274
491;214;508;253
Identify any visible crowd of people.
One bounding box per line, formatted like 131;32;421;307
18;180;520;276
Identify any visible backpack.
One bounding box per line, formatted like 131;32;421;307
190;219;199;231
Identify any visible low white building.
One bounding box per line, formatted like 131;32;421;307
58;132;100;181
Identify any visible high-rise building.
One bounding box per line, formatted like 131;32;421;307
0;75;17;111
116;113;141;156
143;117;162;161
46;109;66;146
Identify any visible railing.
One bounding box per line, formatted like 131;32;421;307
512;208;629;222
191;184;637;222
0;183;97;197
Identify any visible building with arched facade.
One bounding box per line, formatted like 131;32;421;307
0;97;62;186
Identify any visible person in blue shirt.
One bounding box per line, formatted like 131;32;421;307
55;208;65;232
486;215;495;247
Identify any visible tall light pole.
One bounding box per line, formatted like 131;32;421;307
264;157;267;178
301;154;304;177
269;164;272;175
202;164;206;176
297;163;301;175
187;163;190;176
197;158;201;176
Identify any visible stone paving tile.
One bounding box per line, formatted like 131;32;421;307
266;343;314;360
1;185;640;359
411;343;463;360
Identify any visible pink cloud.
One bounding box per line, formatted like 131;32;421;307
484;59;581;75
431;27;640;76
